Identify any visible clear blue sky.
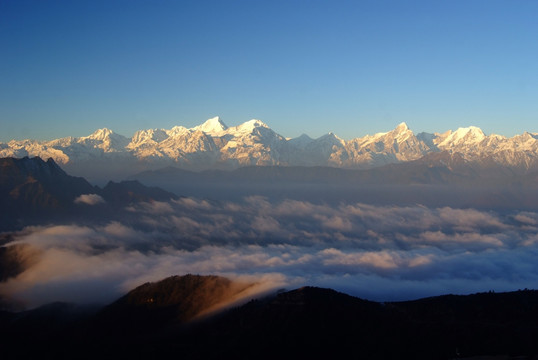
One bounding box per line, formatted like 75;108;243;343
1;0;537;142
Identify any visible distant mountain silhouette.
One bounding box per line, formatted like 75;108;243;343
0;157;97;229
131;152;538;187
1;275;537;359
0;157;178;231
128;157;538;209
100;179;178;204
0;156;96;209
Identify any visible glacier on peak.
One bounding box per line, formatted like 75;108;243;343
455;126;485;136
231;119;269;132
245;119;267;127
166;126;190;137
437;126;486;148
453;126;484;137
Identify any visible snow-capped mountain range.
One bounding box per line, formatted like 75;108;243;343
2;116;538;180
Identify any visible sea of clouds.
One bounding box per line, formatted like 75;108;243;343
2;195;538;308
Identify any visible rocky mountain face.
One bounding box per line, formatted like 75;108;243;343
0;157;96;222
3;117;538;180
0;157;177;231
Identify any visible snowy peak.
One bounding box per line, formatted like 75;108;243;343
3;118;538;177
394;122;409;132
247;119;268;127
83;127;129;144
189;117;271;137
317;132;345;145
437;126;486;148
455;126;485;139
356;123;414;147
387;122;414;142
361;122;413;144
166;126;189;137
78;128;130;153
192;116;228;135
224;119;273;138
521;132;538;141
235;119;268;131
85;128;115;141
129;128;169;147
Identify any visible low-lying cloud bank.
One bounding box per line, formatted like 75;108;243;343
2;196;538;308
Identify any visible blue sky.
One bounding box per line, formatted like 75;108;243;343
1;0;537;142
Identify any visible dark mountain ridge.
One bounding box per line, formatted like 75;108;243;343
96;274;255;329
0;156;96;210
0;156;178;231
1;274;537;359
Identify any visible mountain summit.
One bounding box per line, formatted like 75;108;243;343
85;128;115;141
2;118;538;180
191;116;228;135
394;122;409;132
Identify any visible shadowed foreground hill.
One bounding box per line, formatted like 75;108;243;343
132;286;538;360
1;275;538;359
96;274;255;329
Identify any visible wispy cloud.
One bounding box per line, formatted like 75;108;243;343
74;194;105;205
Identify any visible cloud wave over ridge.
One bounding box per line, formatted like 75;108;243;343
2;196;538;307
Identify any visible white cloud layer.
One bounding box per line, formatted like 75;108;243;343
3;196;538;307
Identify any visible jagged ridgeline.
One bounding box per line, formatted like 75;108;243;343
0;156;177;231
2;117;538;181
0;157;95;227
